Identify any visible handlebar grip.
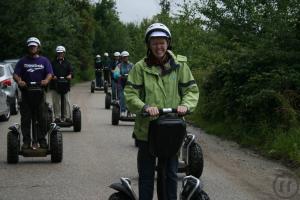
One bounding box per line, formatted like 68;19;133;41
141;108;188;117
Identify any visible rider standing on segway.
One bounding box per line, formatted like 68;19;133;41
13;37;53;150
94;54;103;88
114;51;133;117
51;45;73;123
124;23;199;200
103;52;111;86
110;52;121;100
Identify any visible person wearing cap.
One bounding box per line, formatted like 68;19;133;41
94;54;103;87
113;51;133;117
51;45;73;123
13;37;53;149
110;52;121;100
103;52;111;85
124;23;199;200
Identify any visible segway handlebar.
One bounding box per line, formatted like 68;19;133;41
142;108;189;117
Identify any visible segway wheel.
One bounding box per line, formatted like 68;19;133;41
112;106;120;125
91;82;95;93
10;96;19;115
108;192;131;200
104;83;108;93
50;131;63;163
186;142;204;178
73;109;81;132
7;131;19;164
105;93;111;109
46;105;53;131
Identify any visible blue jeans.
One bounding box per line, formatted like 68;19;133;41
137;141;178;200
118;84;126;112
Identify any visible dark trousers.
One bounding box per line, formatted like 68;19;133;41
95;71;102;87
20;92;47;144
111;80;117;100
103;69;110;84
137;140;178;200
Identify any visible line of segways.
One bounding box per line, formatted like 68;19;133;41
7;78;81;164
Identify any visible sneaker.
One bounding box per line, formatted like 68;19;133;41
39;140;48;149
22;143;30;150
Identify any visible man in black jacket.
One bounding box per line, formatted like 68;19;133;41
51;45;73;122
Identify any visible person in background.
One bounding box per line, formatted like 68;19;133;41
114;51;133;117
110;51;120;100
51;45;73;123
94;54;103;87
103;52;111;85
124;23;199;200
13;37;53;149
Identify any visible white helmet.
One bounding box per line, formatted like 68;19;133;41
96;54;101;58
56;45;66;53
113;52;120;57
104;52;109;57
121;51;129;57
145;23;171;43
27;37;41;47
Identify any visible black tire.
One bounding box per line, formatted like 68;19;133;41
108;192;131;200
186;142;204;178
91;82;95;93
105;93;111;109
104;83;108;93
50;131;63;163
10;96;18;115
0;110;10;121
112;106;120;125
7;131;19;163
73;109;81;132
46;104;53;131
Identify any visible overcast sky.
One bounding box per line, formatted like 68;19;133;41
115;0;161;23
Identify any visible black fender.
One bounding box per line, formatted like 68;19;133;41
111;100;120;107
72;104;80;111
8;123;20;135
109;178;137;200
182;134;195;165
49;123;60;134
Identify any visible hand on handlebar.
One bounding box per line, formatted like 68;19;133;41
145;106;159;117
41;79;49;86
66;74;72;80
18;80;27;88
177;105;188;115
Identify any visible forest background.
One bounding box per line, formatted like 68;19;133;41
1;0;299;167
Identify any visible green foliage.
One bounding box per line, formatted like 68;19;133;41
1;0;299;164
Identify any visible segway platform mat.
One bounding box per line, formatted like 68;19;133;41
21;148;48;157
56;121;73;127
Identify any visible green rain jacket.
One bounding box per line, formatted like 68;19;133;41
124;50;199;141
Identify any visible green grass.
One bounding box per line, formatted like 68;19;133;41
188;109;300;168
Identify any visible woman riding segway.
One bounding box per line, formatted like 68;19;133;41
124;23;199;200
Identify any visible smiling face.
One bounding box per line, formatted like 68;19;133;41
149;37;168;59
